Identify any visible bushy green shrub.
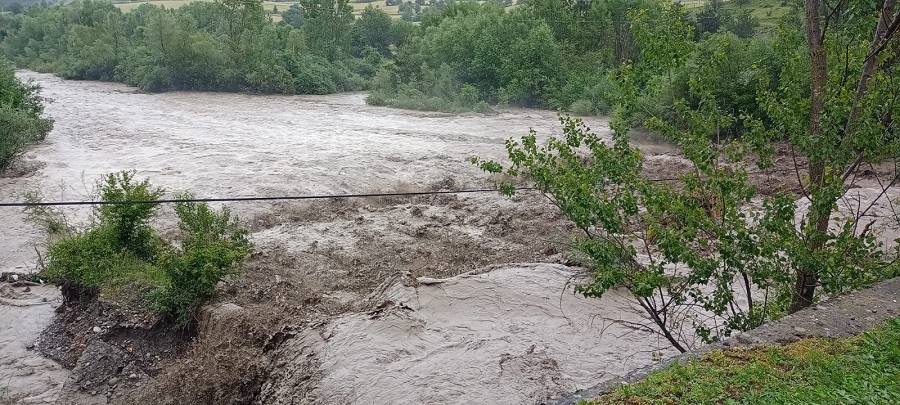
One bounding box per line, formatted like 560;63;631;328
728;9;759;38
569;99;594;116
42;171;165;297
38;172;251;328
42;227;166;300
95;171;165;260
154;194;251;327
368;63;498;113
244;65;296;94
366;92;387;106
456;84;479;109
546;57;619;116
0;107;51;170
473;101;494;114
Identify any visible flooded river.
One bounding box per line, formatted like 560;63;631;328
3;70;896;405
1;72;680;404
1;71;662;272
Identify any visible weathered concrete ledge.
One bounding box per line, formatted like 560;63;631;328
553;277;900;405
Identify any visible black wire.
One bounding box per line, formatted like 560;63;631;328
0;167;800;208
0;188;533;208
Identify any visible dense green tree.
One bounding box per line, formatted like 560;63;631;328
281;4;304;28
419;0;479;29
299;0;352;19
727;8;759;38
6;3;25;15
399;2;423;22
299;0;354;58
388;18;416;48
497;23;560;105
217;0;269;69
375;4;561;109
357;5;392;55
62;7;126;81
0;59;52;170
694;0;731;35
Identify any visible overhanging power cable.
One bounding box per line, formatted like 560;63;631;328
0;187;535;208
0;166;804;208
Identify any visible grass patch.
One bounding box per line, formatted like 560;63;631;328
583;318;900;404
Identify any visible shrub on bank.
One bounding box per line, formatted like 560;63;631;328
37;171;251;328
155;194;251;327
368;65;498;114
568;99;594;116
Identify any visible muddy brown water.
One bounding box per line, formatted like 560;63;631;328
0;71;679;404
1;71;676;273
6;72;897;405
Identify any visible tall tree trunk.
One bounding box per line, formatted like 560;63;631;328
791;0;829;313
844;0;897;141
792;0;900;312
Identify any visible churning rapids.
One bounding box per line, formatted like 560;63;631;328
1;71;675;273
1;71;684;404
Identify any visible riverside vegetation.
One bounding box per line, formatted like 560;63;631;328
477;0;900;352
0;60;51;171
0;0;393;94
27;171;252;328
2;0;785;115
